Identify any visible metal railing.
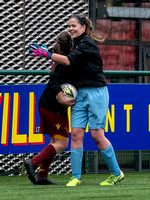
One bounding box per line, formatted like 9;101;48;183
1;70;150;76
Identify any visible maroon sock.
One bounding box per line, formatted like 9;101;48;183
32;144;56;167
38;159;53;178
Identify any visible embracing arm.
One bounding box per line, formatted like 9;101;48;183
51;53;70;66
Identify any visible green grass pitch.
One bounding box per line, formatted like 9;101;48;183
0;173;150;200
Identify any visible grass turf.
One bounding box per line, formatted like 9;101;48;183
0;173;150;200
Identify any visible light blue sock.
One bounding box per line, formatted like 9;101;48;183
70;148;83;180
101;144;120;176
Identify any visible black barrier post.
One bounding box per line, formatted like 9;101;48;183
89;0;96;30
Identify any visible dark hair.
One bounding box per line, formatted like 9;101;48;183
69;15;104;44
52;31;72;71
70;15;88;26
53;31;72;55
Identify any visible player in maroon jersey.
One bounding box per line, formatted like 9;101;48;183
24;31;75;185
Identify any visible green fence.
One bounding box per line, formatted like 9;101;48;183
1;70;150;76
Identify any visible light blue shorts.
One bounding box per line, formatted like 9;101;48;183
71;86;109;129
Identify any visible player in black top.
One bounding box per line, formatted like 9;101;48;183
29;15;124;186
24;31;75;185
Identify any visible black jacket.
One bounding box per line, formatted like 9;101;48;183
67;32;107;89
38;64;73;115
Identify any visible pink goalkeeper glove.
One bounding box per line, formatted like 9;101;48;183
29;43;53;59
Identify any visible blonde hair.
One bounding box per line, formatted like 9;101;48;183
70;15;104;44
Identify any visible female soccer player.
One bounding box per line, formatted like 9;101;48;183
24;31;75;185
29;14;124;186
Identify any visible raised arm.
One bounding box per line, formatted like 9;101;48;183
29;42;70;65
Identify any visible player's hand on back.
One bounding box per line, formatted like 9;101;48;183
29;43;53;59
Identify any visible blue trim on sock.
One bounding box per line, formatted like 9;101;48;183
70;148;83;180
101;144;120;176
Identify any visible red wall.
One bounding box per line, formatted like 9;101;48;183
96;3;150;75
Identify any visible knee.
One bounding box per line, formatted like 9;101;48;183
61;139;69;151
71;132;79;143
63;140;69;150
54;139;69;153
71;128;84;148
91;129;104;144
71;129;83;143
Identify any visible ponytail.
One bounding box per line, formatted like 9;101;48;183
86;18;105;44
